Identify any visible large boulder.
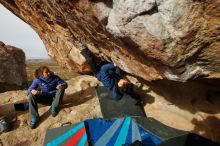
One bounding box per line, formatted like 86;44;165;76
0;0;219;81
0;42;27;92
0;1;219;143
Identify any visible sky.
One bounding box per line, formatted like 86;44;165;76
0;4;49;59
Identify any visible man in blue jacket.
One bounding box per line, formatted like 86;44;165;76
28;66;68;129
96;63;132;100
79;42;132;100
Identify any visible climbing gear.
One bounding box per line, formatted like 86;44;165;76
0;118;10;133
51;107;58;117
30;116;39;129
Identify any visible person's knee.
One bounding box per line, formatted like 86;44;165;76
56;89;65;97
28;93;35;101
57;88;65;93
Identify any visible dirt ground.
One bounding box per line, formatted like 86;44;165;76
0;75;102;146
0;76;220;145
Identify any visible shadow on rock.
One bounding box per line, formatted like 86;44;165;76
147;79;220;114
61;87;96;109
191;115;220;143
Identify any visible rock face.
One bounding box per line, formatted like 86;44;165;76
0;0;220;144
0;42;27;92
0;0;219;81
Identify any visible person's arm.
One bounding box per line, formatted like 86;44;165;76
56;76;68;89
115;67;122;76
101;63;122;76
98;63;118;89
28;79;39;95
40;76;67;96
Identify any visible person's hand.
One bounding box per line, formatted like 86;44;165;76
31;89;40;95
56;84;65;89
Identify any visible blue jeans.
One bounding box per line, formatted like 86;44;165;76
28;89;65;118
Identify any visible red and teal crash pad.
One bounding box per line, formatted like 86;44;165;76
44;116;220;146
44;122;88;146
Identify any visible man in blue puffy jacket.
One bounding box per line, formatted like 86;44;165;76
79;42;132;100
28;66;68;129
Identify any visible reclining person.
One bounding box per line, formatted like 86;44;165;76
27;66;68;129
79;42;132;100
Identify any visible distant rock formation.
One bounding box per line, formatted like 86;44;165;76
0;42;27;92
0;0;219;82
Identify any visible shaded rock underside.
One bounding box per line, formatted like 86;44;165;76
0;0;219;82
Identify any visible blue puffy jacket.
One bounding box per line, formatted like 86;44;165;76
97;63;123;100
28;75;68;96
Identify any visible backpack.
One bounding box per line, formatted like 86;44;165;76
0;112;17;133
0;118;10;133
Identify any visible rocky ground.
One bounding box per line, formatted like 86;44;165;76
0;75;220;145
0;75;102;146
141;79;220;143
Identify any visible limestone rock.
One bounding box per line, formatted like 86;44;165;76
0;0;220;143
0;0;219;81
0;42;27;92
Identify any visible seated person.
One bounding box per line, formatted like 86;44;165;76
79;42;132;100
27;66;68;129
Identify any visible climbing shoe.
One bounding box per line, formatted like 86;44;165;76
51;107;58;117
77;41;87;50
30;116;39;129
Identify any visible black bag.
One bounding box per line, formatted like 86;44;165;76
0;118;10;133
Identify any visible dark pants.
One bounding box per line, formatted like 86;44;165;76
28;89;65;119
81;48;99;76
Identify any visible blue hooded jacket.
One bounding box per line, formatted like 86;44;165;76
97;63;123;100
28;74;68;96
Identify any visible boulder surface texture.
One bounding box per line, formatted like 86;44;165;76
0;42;27;92
0;0;219;82
0;0;220;144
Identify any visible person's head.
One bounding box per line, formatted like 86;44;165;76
34;66;51;78
112;78;133;100
117;78;132;95
117;79;129;91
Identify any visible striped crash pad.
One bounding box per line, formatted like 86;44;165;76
44;122;88;146
84;117;162;146
44;117;161;146
44;116;220;146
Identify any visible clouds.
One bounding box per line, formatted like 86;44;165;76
0;4;49;59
